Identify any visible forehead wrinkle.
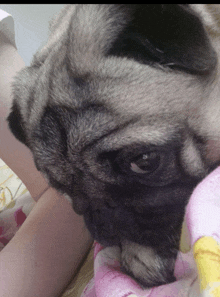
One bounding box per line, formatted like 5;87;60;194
67;104;136;154
80;117;138;154
91;57;203;118
94;119;182;153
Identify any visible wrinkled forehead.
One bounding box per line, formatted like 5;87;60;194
68;107;183;153
96;118;183;154
65;57;205;155
92;57;204;119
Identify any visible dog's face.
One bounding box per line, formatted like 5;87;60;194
8;4;220;287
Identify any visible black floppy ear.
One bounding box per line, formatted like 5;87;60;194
7;65;41;148
108;4;217;75
7;101;29;147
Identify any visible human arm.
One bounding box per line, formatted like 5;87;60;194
0;187;93;297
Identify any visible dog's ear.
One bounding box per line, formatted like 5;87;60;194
7;66;41;148
108;4;217;75
32;5;76;66
7;101;28;146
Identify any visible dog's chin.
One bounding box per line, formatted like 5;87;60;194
83;209;121;247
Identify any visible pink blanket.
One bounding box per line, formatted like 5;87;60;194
82;243;198;297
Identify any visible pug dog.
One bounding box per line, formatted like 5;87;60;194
7;4;220;288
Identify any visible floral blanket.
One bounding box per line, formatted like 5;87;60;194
0;159;35;251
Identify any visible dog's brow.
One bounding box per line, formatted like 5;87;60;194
81;117;138;153
95;121;182;153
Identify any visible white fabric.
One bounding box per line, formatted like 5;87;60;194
0;9;16;48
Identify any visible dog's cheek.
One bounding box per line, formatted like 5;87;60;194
7;101;28;147
180;136;207;177
64;184;90;215
29;106;91;214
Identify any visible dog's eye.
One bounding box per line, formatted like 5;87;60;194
130;152;160;174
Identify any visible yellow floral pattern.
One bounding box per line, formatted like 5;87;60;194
0;159;27;211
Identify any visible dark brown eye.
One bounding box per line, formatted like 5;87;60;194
130;152;160;174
